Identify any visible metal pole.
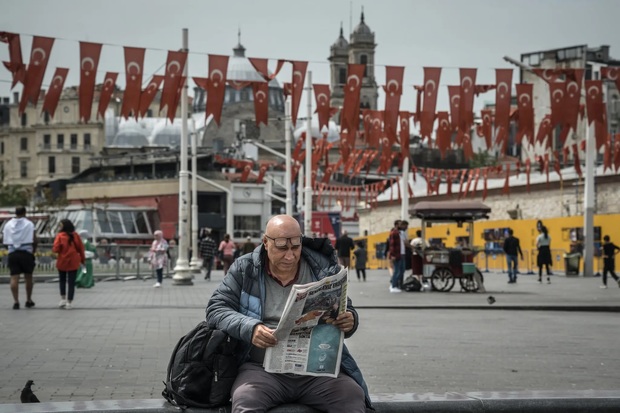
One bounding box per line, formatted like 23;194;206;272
401;156;409;220
583;120;595;276
304;71;313;234
284;97;293;215
189;119;201;273
173;28;192;285
298;165;304;214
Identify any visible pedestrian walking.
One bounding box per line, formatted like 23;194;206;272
199;229;217;281
353;241;367;281
503;228;524;284
75;230;96;288
149;230;169;288
2;206;37;310
53;219;85;309
388;220;405;293
536;226;552;284
241;236;256;255
601;235;620;289
218;234;236;274
335;230;355;268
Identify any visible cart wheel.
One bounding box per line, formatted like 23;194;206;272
460;270;484;292
431;267;455;292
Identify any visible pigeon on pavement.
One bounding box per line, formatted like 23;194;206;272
20;380;40;403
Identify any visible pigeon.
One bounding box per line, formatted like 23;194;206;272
20;380;40;403
487;296;496;305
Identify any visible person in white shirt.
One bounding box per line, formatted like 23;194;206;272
536;226;552;284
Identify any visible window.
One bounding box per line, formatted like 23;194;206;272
48;156;56;173
0;141;4;154
20;137;28;152
43;134;51;149
120;211;137;234
146;109;153;118
84;133;91;149
70;134;78;149
57;134;64;149
0;161;4;181
71;157;80;174
20;160;28;178
360;54;368;77
21;113;27;126
233;215;262;238
44;111;50;124
338;67;347;84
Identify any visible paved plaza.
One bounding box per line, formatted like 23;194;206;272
1;269;619;404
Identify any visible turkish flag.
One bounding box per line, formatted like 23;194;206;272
459;68;477;135
78;41;102;123
601;67;620;92
535;115;553;146
532;68;561;83
248;57;284;81
313;84;332;132
435;111;451;159
42;67;68;118
120;47;145;119
448;85;461;131
549;82;566;128
515;83;534;144
563;69;583;132
205;54;229;126
290;60;308;127
160;50;187;122
341;63;365;134
365;110;383;148
227;79;251;90
494;68;513;138
0;31;26;88
97;72;118;120
478;109;493;149
383;66;404;142
584;80;605;125
251;81;269;126
614;135;620;172
420;67;442;139
139;75;164;117
399;111;411;160
19;36;54;115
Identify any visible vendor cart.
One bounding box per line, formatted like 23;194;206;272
410;200;491;293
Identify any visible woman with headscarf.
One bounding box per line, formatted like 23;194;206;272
76;230;97;288
53;219;85;309
149;230;169;288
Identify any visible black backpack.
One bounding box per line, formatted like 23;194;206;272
162;321;240;409
402;275;422;292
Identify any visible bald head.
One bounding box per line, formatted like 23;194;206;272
265;215;301;238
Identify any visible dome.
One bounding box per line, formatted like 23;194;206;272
331;26;349;51
228;33;280;87
350;11;374;43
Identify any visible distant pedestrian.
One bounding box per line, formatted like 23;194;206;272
199;229;217;281
149;230;169;288
241;236;256;255
353;241;367;281
536;226;552;284
410;230;428;281
503;228;524;284
601;235;620;289
218;234;235;274
2;207;37;310
75;230;96;288
53;219;85;309
335;230;355;268
388;220;405;293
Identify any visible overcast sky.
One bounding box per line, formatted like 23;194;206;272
2;0;619;114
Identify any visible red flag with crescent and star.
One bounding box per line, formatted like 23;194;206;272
535;115;553;147
515;83;534;145
120;46;145;119
19;36;55;115
365;110;383;148
138;74;164;118
601;67;620;92
0;31;26;88
584;80;607;151
159;50;187;122
458;68;477;135
383;66;404;143
494;68;513;143
42;67;68;118
478;109;493;149
204;54;229;126
435;111;451;159
341;63;365;134
549;82;566;129
420;67;442;139
248;57;285;82
531;68;561;84
78;41;103;123
97;72;118;120
448;85;460;131
290;60;308;127
399;111;410;160
313;84;332;132
251;81;269;126
563;69;583;133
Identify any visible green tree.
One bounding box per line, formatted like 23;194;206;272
0;184;31;207
469;151;498;169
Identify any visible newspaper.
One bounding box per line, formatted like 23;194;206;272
263;266;348;378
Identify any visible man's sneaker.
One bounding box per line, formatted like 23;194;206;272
25;300;35;308
153;282;161;288
58;300;67;308
389;287;402;293
65;302;72;310
600;285;608;289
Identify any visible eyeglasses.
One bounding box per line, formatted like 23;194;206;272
264;234;303;249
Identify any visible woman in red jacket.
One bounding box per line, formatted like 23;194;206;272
53;219;85;309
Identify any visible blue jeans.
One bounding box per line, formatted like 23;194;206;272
391;258;405;288
506;255;518;282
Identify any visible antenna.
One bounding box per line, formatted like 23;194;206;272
349;1;352;37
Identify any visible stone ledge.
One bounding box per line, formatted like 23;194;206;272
2;390;620;413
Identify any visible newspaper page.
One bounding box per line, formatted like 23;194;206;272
263;266;348;378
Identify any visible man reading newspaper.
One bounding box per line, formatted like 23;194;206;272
206;215;372;413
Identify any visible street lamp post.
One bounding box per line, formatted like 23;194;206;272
189;120;201;274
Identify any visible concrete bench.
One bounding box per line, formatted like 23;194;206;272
2;390;620;412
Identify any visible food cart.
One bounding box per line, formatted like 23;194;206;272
410;200;491;292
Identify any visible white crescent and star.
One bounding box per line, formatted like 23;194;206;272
210;69;224;87
348;74;360;91
552;89;564;102
317;93;328;105
127;61;141;80
566;81;579;97
52;75;64;88
81;57;95;76
461;76;473;93
293;70;303;87
104;78;114;90
147;82;159;93
31;47;46;65
542;69;554;81
519;93;531;107
425;79;436;96
606;68;618;80
451;94;460;108
167;60;181;78
587;85;600;99
440;119;450;129
386;79;400;96
256;90;266;102
497;82;509;99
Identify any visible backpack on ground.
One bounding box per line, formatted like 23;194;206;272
402;275;422;292
162;321;240;409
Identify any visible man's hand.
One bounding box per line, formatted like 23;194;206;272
252;324;278;348
323;310;355;333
